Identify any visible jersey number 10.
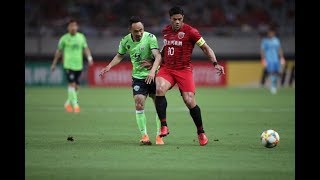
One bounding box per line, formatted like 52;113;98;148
168;47;174;56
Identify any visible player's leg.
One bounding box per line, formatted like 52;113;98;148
155;67;174;137
132;78;151;145
267;62;279;94
150;93;164;145
64;69;76;112
260;67;268;87
75;71;81;96
176;69;208;146
72;70;82;112
289;65;295;86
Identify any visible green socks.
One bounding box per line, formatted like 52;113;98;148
136;110;147;135
68;86;79;106
156;114;160;135
135;111;161;136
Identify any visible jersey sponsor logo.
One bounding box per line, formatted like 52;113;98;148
69;74;74;80
133;85;140;91
163;39;182;46
178;32;185;39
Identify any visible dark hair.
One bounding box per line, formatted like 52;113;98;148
68;19;78;25
169;6;184;16
269;26;277;32
129;16;142;27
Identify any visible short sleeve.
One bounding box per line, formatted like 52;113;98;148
57;36;65;50
190;28;205;47
148;33;159;50
276;38;281;49
118;38;127;55
82;34;88;48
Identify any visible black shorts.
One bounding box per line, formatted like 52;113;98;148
132;77;156;96
65;69;82;85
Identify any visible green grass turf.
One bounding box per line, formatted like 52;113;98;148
25;87;295;180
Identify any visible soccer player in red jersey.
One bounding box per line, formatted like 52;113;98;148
149;6;225;146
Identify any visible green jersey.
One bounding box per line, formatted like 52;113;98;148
118;31;159;79
58;32;88;71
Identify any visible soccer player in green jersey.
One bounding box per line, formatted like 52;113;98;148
99;16;163;145
51;19;94;113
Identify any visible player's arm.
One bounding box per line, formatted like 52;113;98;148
145;49;162;84
160;44;165;57
100;38;127;77
84;47;94;66
140;44;164;69
51;49;62;72
278;47;286;65
51;36;64;72
199;42;225;75
99;53;125;77
82;35;94;65
260;41;267;67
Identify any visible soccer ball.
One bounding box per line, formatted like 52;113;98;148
260;129;280;148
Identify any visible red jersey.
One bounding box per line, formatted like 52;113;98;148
161;23;206;70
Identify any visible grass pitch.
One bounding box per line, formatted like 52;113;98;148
25;87;295;180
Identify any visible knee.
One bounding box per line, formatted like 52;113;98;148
69;83;76;88
183;95;196;109
134;97;145;110
135;102;144;110
156;85;166;96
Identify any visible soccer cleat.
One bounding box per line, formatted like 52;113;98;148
198;133;208;146
74;105;80;113
140;134;152;145
64;104;73;113
270;87;277;94
159;126;169;137
155;135;164;145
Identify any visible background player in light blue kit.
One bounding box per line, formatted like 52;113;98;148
260;27;286;94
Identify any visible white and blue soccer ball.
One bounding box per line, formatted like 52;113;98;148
260;129;280;148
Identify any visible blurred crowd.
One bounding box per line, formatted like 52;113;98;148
25;0;295;37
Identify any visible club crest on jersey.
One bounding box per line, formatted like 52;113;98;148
133;85;140;91
178;32;185;39
140;46;145;51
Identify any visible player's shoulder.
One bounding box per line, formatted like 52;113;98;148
119;33;131;45
144;31;157;39
60;33;70;39
76;32;85;37
274;37;281;42
121;33;132;42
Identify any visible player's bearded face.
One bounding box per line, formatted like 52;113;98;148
130;22;144;42
68;22;78;35
170;14;184;31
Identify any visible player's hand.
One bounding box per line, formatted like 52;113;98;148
215;64;225;76
50;64;56;72
99;66;111;77
140;60;153;70
145;71;156;84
